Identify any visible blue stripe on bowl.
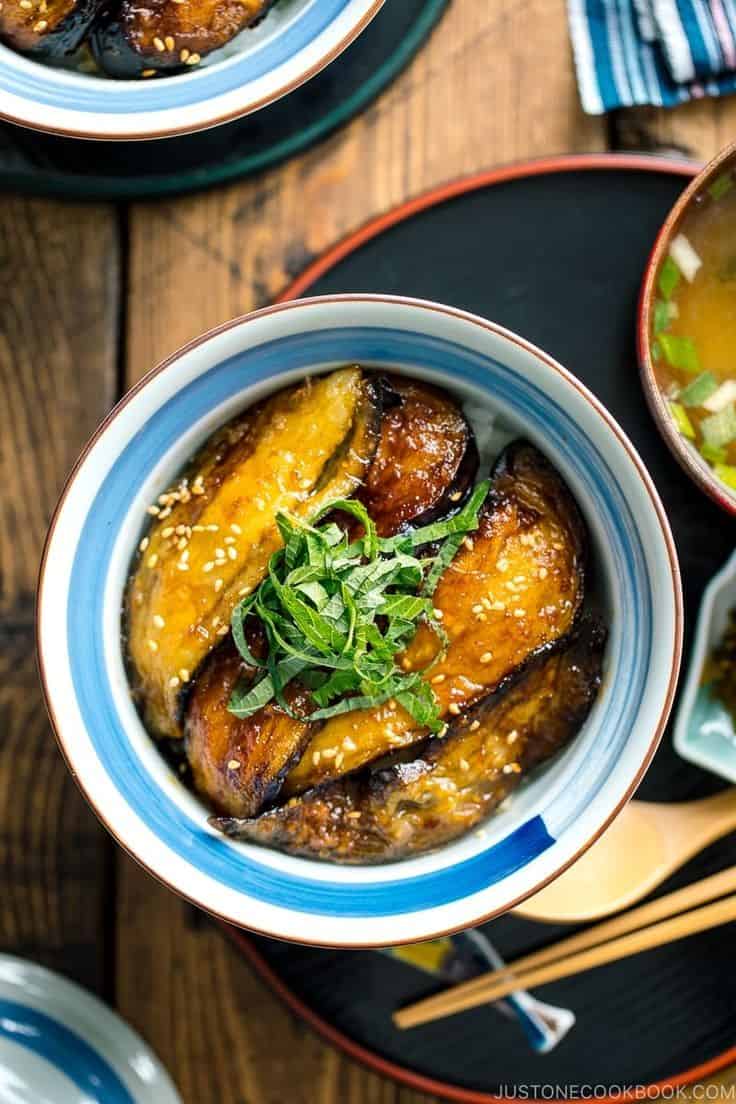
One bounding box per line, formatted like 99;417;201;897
0;998;134;1103
0;0;352;114
66;327;651;918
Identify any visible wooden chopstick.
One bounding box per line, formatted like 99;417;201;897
394;866;736;1030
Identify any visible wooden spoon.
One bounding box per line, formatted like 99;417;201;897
514;789;736;923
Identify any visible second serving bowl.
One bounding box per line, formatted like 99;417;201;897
37;294;682;947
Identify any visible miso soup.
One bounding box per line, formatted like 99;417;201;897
651;165;736;489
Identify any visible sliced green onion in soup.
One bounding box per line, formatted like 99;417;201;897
679;372;718;407
703;380;736;413
709;172;734;202
714;464;736;491
659;334;700;374
702;403;736;449
700;442;728;466
669;401;696;439
658;255;681;299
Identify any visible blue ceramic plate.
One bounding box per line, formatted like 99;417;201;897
0;955;180;1104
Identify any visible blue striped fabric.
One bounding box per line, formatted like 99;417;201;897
568;0;736;112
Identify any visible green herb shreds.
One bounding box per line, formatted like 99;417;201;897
228;482;490;731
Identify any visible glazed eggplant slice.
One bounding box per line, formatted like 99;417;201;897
0;0;104;58
92;0;275;77
360;377;478;535
185;638;313;818
282;440;587;796
213;619;606;862
126;366;380;740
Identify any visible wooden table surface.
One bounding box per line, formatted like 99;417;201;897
2;2;735;1100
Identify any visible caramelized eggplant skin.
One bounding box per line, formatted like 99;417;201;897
126;367;380;740
213;619;606;862
92;0;273;77
360;377;478;536
185;638;312;818
283;439;587;795
0;0;104;57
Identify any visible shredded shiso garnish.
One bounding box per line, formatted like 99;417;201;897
227;482;490;732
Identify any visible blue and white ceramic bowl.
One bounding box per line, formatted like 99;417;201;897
0;0;383;140
37;295;683;947
0;955;181;1103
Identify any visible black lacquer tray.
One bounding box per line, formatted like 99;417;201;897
227;155;736;1101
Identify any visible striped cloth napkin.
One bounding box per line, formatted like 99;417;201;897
568;0;736;112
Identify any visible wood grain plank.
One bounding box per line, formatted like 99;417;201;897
125;0;605;378
614;98;736;163
116;855;419;1104
0;197;120;992
0;197;120;621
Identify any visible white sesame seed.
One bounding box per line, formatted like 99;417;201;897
203;562;214;573
449;703;461;716
162;526;175;538
147;553;158;568
227;759;240;770
153;35;165;50
214;579;224;592
227;547;237;561
480;652;492;664
224;536;235;544
322;748;336;760
230;523;242;535
342;736;357;752
169;676;180;688
147;639;158;652
459;758;470;773
139;536;149;552
312;751;321;766
433;608;443;620
153;614;165;629
179;668;190;683
514;608;525;618
470;720;481;732
147;505;160;516
431;674;446;685
164;34;175;50
539;567;548;579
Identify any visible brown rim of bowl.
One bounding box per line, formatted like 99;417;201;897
0;0;385;142
36;289;683;949
638;140;736;516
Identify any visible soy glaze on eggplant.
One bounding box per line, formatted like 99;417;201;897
126;366;381;741
282;439;587;796
213;619;606;863
182;375;479;819
91;0;274;77
186;636;314;818
360;376;478;535
0;0;105;58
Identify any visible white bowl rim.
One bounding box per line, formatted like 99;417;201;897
0;0;384;141
36;293;684;946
